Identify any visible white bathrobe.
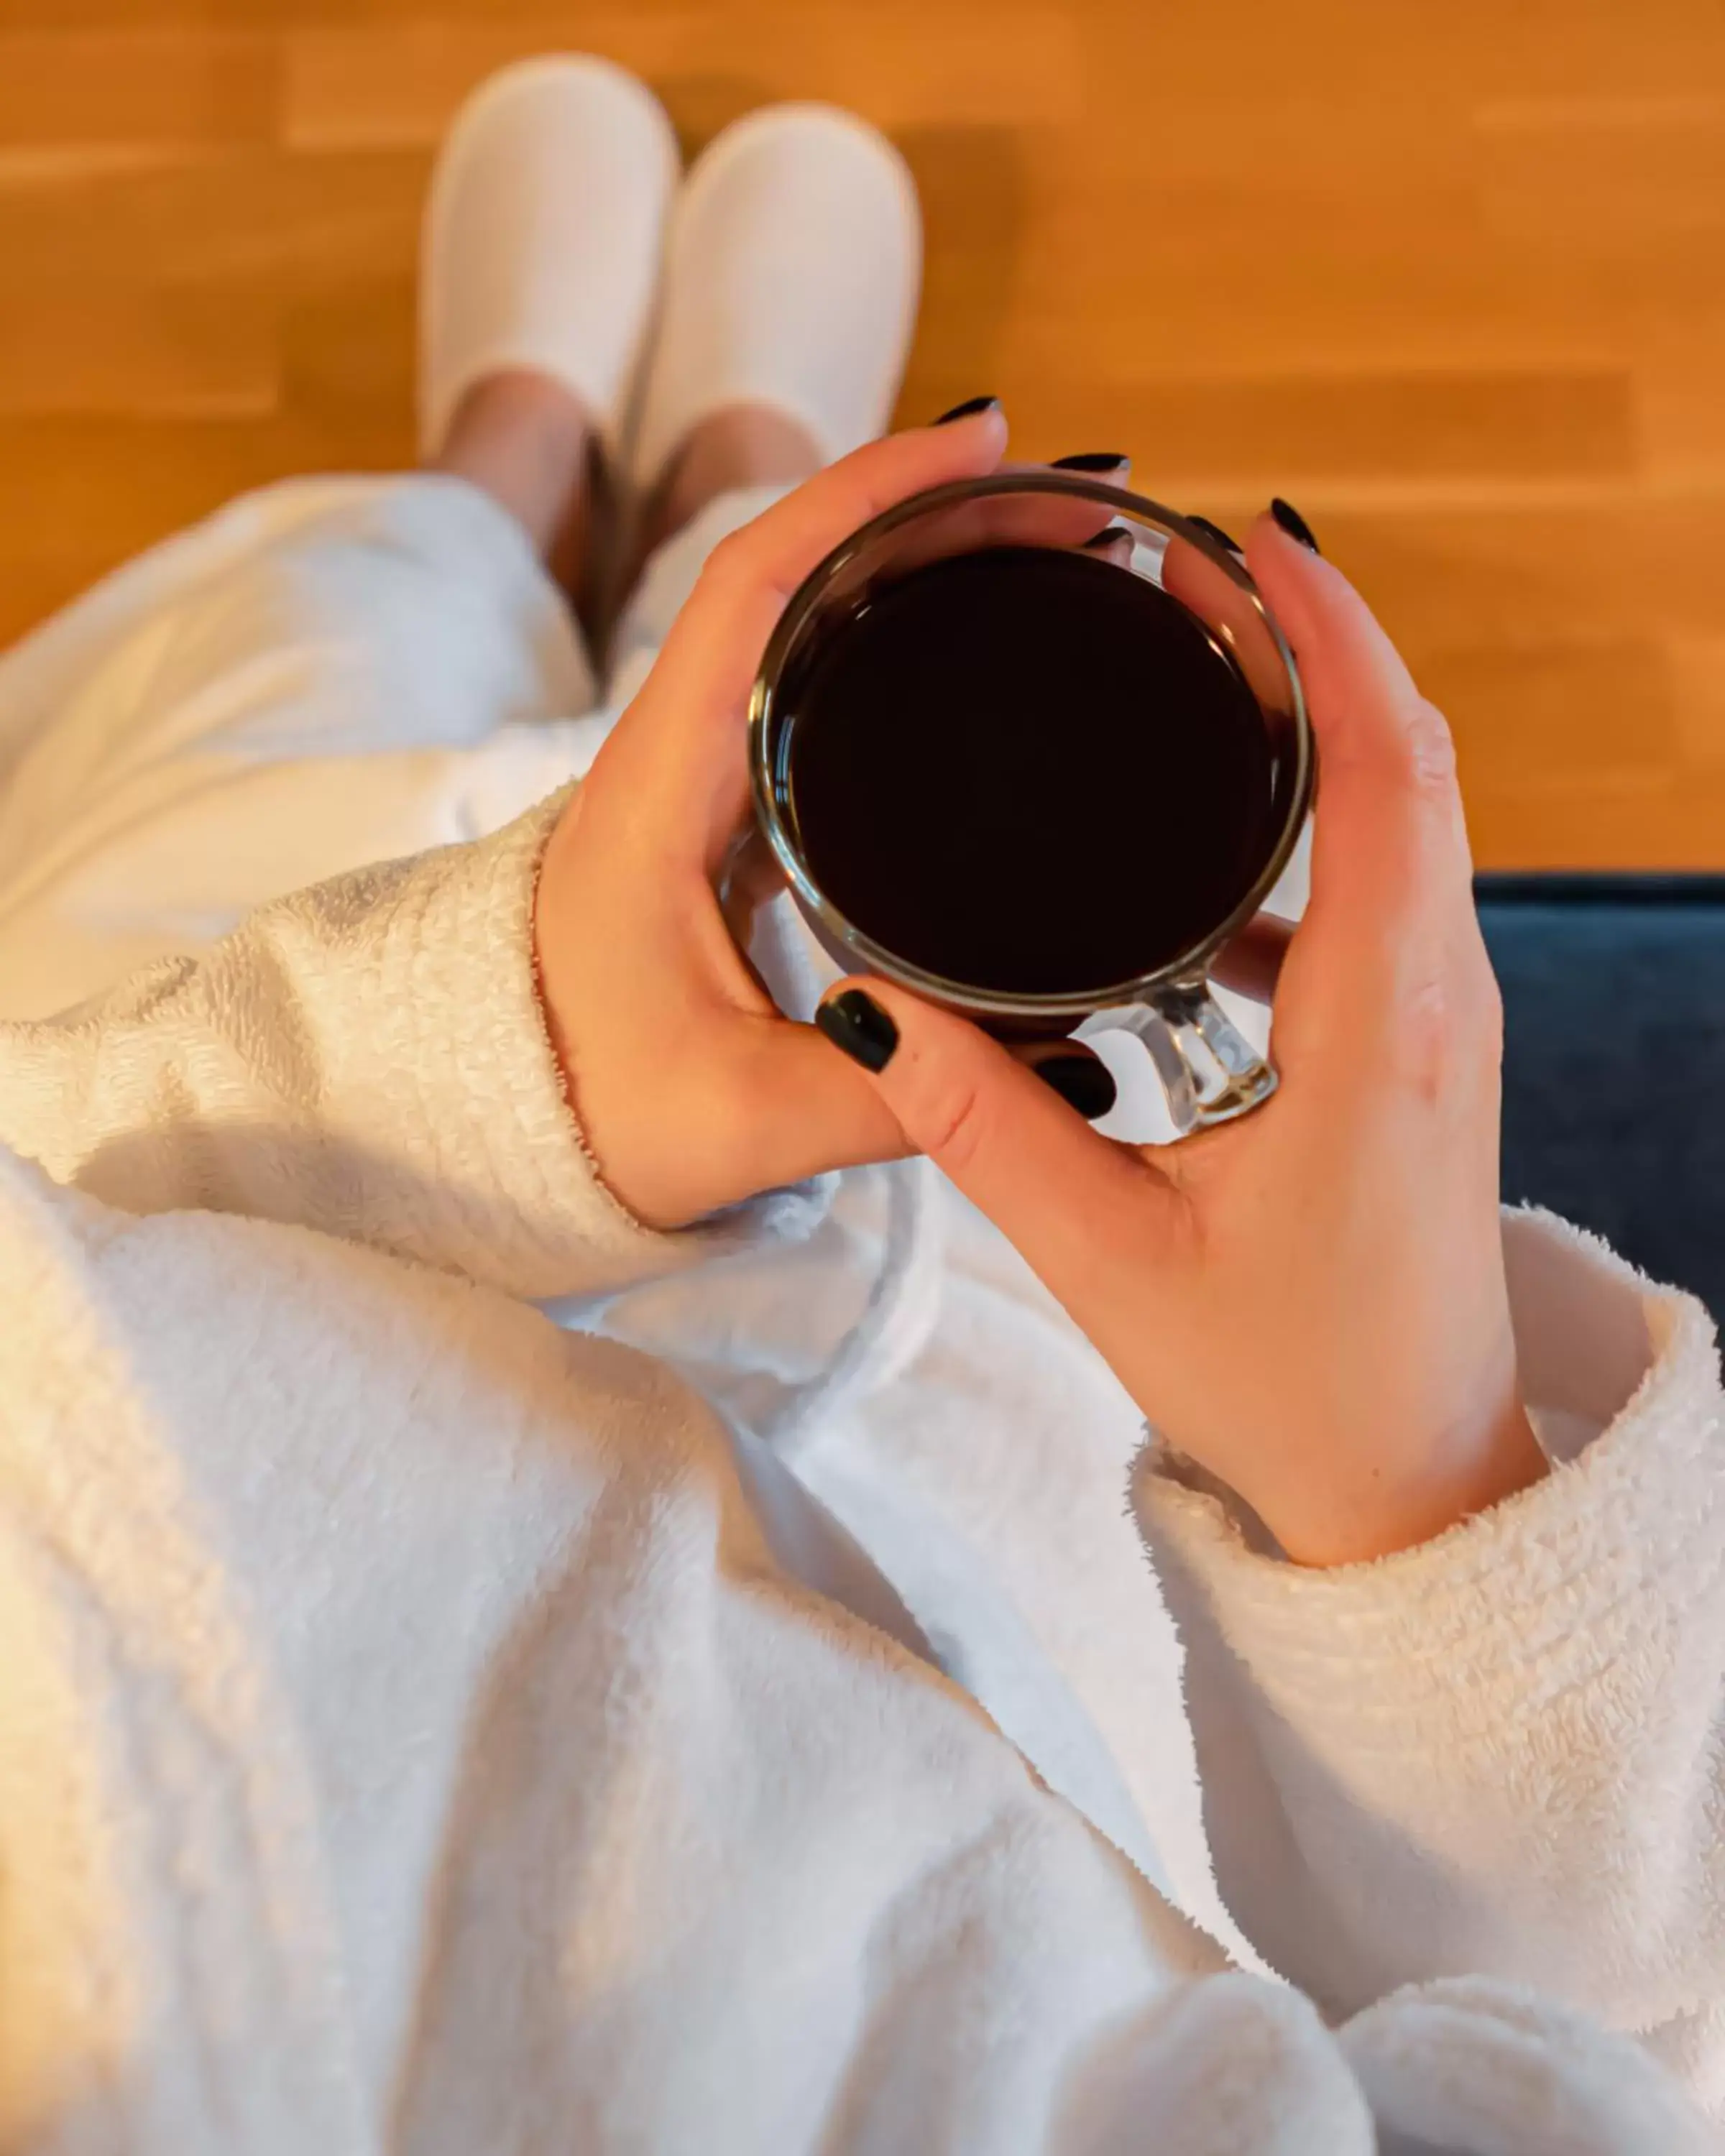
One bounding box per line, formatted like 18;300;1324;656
0;475;1720;2153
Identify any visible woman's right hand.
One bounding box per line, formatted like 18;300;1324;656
532;414;1013;1233
815;518;1547;1568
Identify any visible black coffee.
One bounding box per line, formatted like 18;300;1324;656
781;545;1279;996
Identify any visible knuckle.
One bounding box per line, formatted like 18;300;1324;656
1393;947;1504;1104
695;527;794;615
1405;699;1460;797
1396;972;1451;1100
700;529;755;590
921;1074;992;1177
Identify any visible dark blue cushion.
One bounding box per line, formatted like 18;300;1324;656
1477;875;1725;1323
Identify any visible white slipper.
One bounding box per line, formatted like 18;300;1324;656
418;56;681;463
629;103;923;492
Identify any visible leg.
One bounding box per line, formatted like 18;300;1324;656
633;402;822;573
431;382;823;655
0;62;676;1020
432;368;597;592
602;105;919;706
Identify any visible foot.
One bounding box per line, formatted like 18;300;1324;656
418;55;679;570
627;103;923;500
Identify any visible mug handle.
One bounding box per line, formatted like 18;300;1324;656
1109;980;1277;1136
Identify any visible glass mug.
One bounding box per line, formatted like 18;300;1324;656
746;473;1314;1135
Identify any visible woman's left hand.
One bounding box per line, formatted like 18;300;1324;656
533;409;1012;1230
808;520;1547;1566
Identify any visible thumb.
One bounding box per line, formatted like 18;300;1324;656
812;979;1175;1297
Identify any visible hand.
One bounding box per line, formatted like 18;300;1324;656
812;519;1547;1566
532;410;1015;1231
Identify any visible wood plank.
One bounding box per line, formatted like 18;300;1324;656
1077;0;1725;104
1668;637;1725;772
0;0;1721;865
937;370;1637;487
0;29;279;157
0;412;386;553
0;147;423;290
1308;502;1725;659
285;6;1085;152
0;284;276;417
1466;775;1725;872
1474;96;1725;245
1437;637;1675;795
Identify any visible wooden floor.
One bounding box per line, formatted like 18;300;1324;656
1;0;1722;866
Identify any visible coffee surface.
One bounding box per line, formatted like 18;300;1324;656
783;545;1279;995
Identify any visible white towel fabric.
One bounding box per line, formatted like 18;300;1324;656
0;473;1720;2153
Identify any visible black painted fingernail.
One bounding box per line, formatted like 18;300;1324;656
1052;451;1129;472
933;395;1000;425
1035;1054;1118;1120
1269;497;1320;553
1081;525;1132;550
1187;514;1243;554
816;990;899;1073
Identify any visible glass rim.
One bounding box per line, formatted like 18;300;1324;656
747;472;1315;1018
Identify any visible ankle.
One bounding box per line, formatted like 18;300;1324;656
431;369;597;567
641;402;823;561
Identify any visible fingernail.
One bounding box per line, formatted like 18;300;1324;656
1187;514;1243;554
1081;525;1132;551
1269;497;1320;553
1034;1054;1118;1120
933;396;1001;425
816;989;899;1074
1052;451;1129;472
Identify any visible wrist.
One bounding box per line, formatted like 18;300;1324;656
1269;1391;1548;1569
